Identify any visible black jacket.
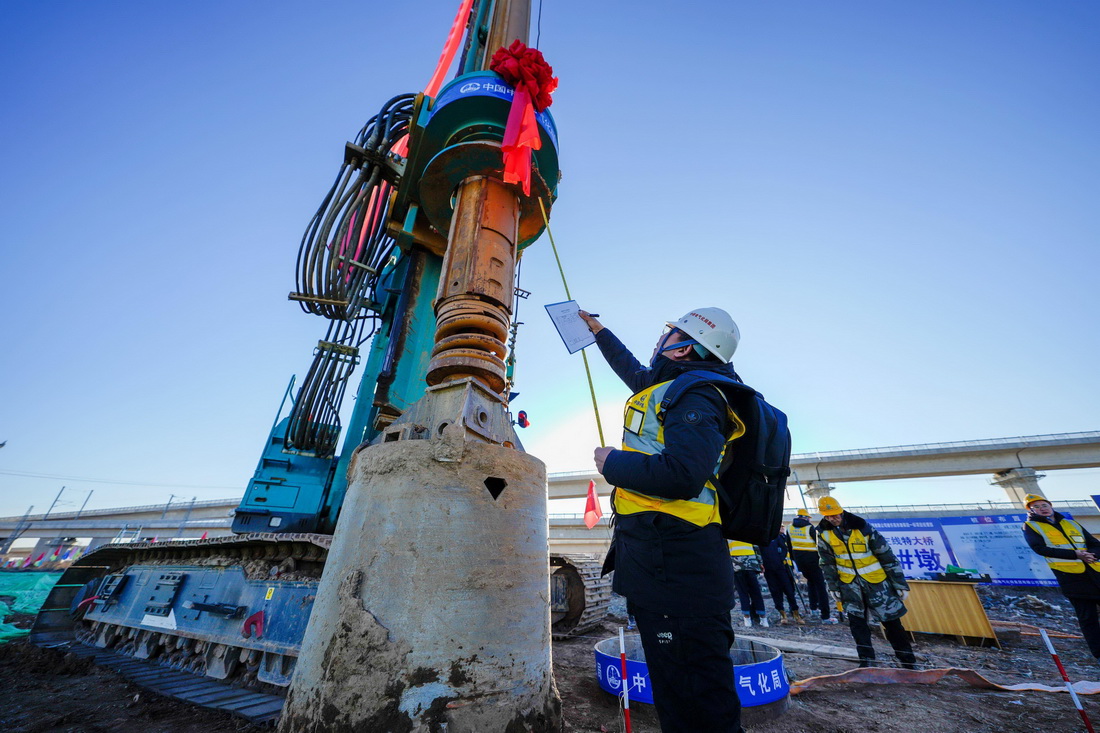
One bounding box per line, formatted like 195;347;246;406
596;328;736;616
1023;511;1100;600
759;536;791;573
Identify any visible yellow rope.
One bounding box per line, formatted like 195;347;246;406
537;197;606;447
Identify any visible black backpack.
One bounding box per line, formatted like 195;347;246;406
660;370;791;545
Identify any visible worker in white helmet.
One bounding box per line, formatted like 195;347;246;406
580;307;744;733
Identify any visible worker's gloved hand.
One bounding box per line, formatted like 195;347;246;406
593;446;613;473
578;311;604;334
1076;549;1097;564
830;590;842;603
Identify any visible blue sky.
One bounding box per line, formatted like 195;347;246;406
1;1;1098;518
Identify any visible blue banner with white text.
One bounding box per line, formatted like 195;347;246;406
860;514;1058;586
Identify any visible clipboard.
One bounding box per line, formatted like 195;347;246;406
544;300;596;354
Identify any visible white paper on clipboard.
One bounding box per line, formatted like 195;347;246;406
544;300;596;354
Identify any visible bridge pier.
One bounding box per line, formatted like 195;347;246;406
85;537;112;552
24;536;78;565
804;481;835;504
990;468;1046;509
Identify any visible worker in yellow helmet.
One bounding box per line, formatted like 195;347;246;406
1022;494;1100;661
817;496;917;669
789;508;837;624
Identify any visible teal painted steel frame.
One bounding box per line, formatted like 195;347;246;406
319;250;443;531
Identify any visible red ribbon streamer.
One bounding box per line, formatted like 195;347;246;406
489;41;558;196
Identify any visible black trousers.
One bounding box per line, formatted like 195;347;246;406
762;566;799;613
792;551;831;619
630;603;743;733
849;614;915;664
1069;597;1100;658
733;570;765;619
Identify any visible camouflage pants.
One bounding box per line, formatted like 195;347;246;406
837;578;906;623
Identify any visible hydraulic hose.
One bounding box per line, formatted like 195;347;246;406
293;94;415;322
285;316;376;457
284;95;415;455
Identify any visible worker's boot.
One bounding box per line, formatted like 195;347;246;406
857;658;875;668
792;609;805;624
758;616;769;628
778;610;789;625
897;650;918;670
742;615;753;628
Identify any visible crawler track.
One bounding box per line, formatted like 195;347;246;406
31;537;610;721
551;554;612;639
61;642;284;725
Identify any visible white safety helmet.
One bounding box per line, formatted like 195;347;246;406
666;308;740;362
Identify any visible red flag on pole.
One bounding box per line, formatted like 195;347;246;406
200;532;208;540
584;480;603;529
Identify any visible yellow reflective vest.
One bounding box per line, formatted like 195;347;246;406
823;527;887;584
613;379;745;528
788;523;817;552
1026;518;1100;574
728;540;756;557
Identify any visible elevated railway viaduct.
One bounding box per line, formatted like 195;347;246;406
3;431;1098;559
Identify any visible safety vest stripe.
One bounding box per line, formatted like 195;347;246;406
728;541;756;557
788;525;816;552
825;528;887;584
613;378;730;528
1026;519;1100;575
616;447;718;508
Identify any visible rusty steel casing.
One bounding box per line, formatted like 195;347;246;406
436;175;518;309
426;176;519;394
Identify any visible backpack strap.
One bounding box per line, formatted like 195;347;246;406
665;370;791;493
657;372;750;507
658;370;756;416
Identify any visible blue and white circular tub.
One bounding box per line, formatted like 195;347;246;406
594;635;789;706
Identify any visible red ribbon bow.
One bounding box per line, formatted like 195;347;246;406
489;40;558;196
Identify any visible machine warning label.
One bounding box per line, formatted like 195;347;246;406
265;587;275;600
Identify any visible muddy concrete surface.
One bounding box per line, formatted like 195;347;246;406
2;585;1099;732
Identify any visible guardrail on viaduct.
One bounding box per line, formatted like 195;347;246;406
3;431;1098;557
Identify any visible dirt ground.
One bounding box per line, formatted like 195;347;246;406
554;584;1100;733
2;585;1099;732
